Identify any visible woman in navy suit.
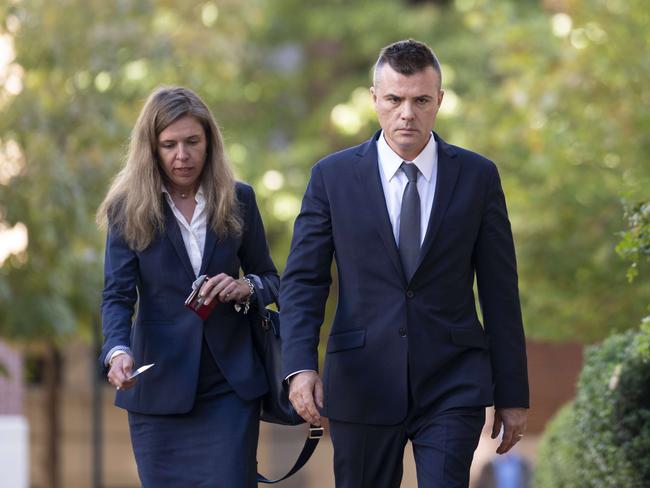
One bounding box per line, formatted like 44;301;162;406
97;86;278;487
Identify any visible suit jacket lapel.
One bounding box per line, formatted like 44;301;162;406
163;199;196;281
356;131;406;283
199;227;217;276
415;133;460;274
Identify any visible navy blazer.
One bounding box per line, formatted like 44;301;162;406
100;183;278;415
280;131;529;425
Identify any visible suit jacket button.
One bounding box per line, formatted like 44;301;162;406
398;327;407;337
406;290;414;298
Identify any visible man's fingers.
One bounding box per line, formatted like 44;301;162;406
290;394;318;425
314;379;324;409
289;388;317;423
301;390;321;426
498;425;525;454
494;407;528;454
498;436;519;455
497;430;514;454
288;373;322;426
491;413;502;439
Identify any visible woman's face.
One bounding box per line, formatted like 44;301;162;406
157;115;207;193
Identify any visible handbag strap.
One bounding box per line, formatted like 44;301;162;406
250;282;322;482
257;425;324;484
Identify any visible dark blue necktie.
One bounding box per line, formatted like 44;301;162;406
399;162;421;280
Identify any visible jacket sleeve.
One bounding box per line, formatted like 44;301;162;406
99;228;138;370
280;163;334;377
474;162;529;408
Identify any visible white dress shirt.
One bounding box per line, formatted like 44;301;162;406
162;185;207;277
376;130;438;247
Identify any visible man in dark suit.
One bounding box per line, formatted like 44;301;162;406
280;39;529;487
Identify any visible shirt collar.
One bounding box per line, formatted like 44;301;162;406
377;131;437;182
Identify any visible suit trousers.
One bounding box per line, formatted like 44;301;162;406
329;405;485;488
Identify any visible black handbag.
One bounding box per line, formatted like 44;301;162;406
250;299;323;483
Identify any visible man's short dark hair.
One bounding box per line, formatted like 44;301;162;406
374;39;442;85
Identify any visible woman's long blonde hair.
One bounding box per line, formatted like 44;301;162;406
97;86;242;250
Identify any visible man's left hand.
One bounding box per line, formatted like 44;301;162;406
491;407;528;455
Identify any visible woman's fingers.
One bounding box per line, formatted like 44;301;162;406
200;274;249;304
217;279;248;302
201;274;231;305
107;355;137;390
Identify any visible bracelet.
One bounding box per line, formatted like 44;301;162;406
234;277;255;314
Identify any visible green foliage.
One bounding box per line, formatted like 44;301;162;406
0;0;649;344
534;325;650;488
533;403;580;488
0;0;268;340
441;0;650;342
617;201;650;282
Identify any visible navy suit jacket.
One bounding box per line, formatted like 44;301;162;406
100;183;278;415
280;131;529;425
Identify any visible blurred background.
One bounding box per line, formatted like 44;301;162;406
0;0;648;486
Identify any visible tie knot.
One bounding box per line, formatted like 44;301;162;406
401;162;419;183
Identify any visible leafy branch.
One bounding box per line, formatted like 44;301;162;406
616;201;650;283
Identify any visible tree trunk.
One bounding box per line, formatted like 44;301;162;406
43;342;62;488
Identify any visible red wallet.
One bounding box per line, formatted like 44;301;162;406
184;275;218;320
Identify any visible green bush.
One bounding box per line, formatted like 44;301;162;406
534;322;650;488
533;403;580;488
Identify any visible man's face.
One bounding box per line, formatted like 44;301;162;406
371;64;444;161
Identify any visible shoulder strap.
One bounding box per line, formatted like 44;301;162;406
257;425;323;484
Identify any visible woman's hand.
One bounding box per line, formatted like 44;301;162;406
107;354;136;390
200;273;252;306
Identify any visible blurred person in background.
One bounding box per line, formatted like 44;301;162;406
280;39;529;487
97;86;278;487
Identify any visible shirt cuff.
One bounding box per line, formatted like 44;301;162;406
284;369;317;382
105;345;132;367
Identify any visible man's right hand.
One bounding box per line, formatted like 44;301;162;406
107;354;136;390
288;371;324;426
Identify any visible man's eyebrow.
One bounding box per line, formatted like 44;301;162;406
383;93;434;100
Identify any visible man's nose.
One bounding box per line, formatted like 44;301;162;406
401;101;415;120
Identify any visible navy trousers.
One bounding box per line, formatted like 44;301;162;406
330;405;485;488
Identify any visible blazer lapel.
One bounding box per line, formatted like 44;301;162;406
199;228;217;276
163;199;196;281
355;131;406;282
415;133;460;274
